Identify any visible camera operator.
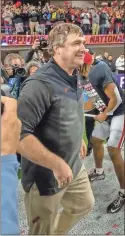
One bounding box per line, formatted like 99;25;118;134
2;53;26;99
25;60;42;76
1;95;21;234
25;38;50;64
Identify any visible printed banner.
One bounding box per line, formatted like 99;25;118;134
116;74;125;89
1;34;125;46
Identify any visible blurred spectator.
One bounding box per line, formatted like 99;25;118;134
25;39;40;63
100;9;107;34
13;8;24;34
2;5;13;34
95;53;103;60
4;53;25;78
114;9;122;34
121;15;125;33
3;53;25;99
25;39;50;64
81;8;91;35
29;6;39;35
1;1;125;35
22;4;29;34
91;9;100;35
107;55;116;72
115;53;125;74
25;60;41;76
108;12;115;34
103;52;109;64
105;11;110;34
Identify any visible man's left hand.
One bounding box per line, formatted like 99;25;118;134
80;140;87;159
94;112;108;123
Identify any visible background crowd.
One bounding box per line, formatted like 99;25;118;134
1;37;124;102
1;0;125;35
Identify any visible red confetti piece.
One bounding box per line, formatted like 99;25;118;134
106;232;112;235
112;224;119;228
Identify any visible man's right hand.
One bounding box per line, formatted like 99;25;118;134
32;39;40;50
1;96;22;155
53;160;73;188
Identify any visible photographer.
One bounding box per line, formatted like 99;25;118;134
25;60;42;76
116;53;125;74
3;53;26;99
25;38;49;64
1;95;21;234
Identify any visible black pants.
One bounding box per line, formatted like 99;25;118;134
85;108;99;150
82;24;90;35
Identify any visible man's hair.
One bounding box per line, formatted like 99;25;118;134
4;53;24;67
48;23;83;56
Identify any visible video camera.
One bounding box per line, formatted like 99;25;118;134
39;37;48;50
11;66;26;78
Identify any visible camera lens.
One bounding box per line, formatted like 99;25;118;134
40;38;48;48
16;68;26;77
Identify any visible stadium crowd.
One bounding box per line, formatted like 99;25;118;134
1;0;125;35
1;38;125;97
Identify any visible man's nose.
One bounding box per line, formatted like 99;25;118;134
80;43;86;52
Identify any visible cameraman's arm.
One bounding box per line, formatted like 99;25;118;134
25;39;40;63
25;49;35;63
1;97;21;235
1;155;20;235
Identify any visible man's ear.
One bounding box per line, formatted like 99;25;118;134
53;45;61;55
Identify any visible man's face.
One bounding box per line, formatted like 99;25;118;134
108;56;112;61
56;34;86;69
11;58;22;68
104;52;108;58
5;58;22;77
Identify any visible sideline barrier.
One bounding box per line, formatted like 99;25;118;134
116;74;125;89
1;34;125;46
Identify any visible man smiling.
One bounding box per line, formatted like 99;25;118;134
17;23;94;235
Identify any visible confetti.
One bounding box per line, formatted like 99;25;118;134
112;224;119;228
106;232;112;235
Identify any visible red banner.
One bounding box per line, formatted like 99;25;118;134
1;34;125;46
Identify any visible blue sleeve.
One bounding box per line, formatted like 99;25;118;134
1;154;20;235
83;90;89;102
